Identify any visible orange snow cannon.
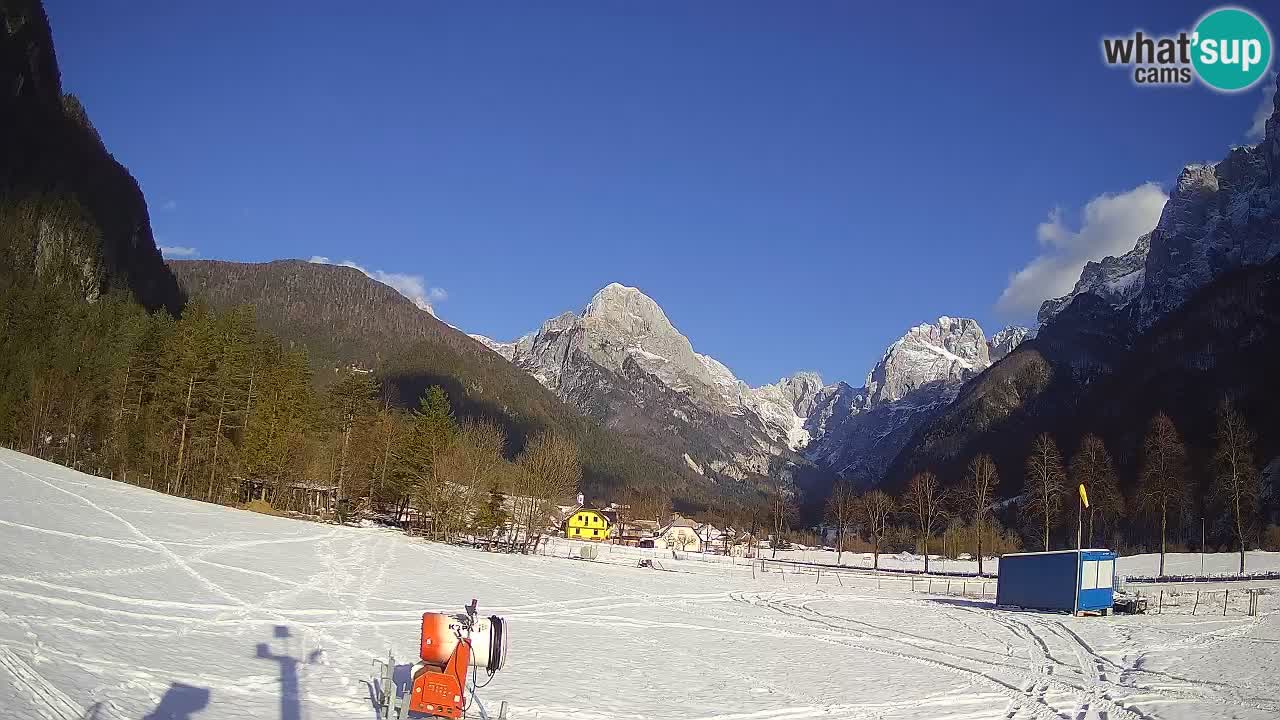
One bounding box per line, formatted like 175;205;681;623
375;599;508;720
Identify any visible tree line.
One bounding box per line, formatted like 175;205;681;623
823;403;1270;576
0;283;580;550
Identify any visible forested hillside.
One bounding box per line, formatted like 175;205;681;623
0;0;755;541
169;259;726;507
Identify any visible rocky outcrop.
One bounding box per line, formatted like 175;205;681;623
802;317;1012;486
865;317;989;405
988;326;1035;362
0;0;183;314
477;283;808;481
1038;235;1150;325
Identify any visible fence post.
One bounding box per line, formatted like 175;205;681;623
816;567;821;585
911;577;916;593
1224;589;1229;616
1158;590;1164;614
1192;590;1200;616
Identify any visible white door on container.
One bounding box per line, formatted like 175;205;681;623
1080;560;1099;590
1097;559;1114;589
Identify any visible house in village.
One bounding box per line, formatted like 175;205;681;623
565;507;612;541
656;514;701;551
615;518;660;545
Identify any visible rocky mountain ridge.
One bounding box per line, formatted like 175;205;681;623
475;286;1030;487
885;73;1280;497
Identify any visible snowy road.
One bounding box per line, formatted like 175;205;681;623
1;449;1278;720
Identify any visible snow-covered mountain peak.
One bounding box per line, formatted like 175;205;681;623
742;371;829;450
987;326;1034;362
865;316;989;405
470;334;517;361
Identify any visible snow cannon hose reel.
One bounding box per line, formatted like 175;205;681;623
375;599;509;720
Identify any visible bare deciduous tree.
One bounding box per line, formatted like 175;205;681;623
963;454;998;575
1069;434;1123;548
825;480;858;565
1213;399;1260;575
1022;433;1066;551
1139;412;1188;577
513;431;581;553
905;471;946;573
857;489;895;570
769;479;798;558
430;419;507;540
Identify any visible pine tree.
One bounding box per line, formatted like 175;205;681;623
242;347;314;498
325;369;379;510
404;387;458;516
153;302;218;496
203;306;258;502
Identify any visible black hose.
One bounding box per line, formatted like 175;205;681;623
486;616;505;673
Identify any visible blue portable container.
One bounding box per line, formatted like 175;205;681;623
995;549;1116;614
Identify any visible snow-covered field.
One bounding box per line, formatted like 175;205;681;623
2;448;1279;720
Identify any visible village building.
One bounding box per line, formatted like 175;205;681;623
657;514;701;551
565;507;612;541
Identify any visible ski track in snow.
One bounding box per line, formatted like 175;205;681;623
1;449;1279;720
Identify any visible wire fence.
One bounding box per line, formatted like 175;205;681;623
526;537;1276;614
1127;586;1269;617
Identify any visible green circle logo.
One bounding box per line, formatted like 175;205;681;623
1192;7;1272;92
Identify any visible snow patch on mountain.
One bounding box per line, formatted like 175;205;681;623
1038;233;1151;325
865;317;989;405
470;334;518;361
987;326;1034;362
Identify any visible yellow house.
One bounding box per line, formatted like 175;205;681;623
566;509;611;541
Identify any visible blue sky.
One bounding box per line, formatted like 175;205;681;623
46;1;1277;386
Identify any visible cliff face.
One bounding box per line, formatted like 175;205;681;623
887;75;1280;499
1;0;182;314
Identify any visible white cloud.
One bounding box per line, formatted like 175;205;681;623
160;200;178;212
160;245;199;258
308;256;447;315
1245;73;1276;141
996;182;1167;318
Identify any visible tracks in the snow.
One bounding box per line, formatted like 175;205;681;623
732;591;1157;720
0;646;86;720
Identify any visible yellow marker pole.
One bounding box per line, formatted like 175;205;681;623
1077;484;1089;550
